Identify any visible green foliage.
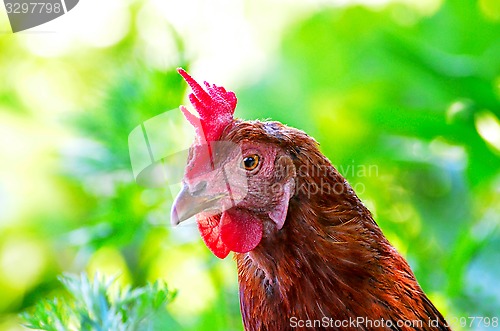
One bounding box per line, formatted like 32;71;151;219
21;274;176;331
0;1;498;330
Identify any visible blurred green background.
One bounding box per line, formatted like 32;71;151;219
0;0;499;330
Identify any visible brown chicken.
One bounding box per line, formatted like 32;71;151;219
171;69;452;331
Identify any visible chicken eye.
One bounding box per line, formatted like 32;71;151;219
242;154;260;171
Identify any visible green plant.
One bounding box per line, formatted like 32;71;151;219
21;274;176;331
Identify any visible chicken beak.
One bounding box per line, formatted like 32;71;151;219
171;185;225;226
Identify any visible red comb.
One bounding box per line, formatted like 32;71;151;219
177;68;237;142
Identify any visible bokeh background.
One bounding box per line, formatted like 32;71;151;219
0;0;499;330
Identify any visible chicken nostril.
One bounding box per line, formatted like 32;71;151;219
191;181;207;196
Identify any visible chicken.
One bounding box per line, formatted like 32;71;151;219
171;68;452;331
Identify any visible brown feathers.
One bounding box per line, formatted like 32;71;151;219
173;69;451;330
226;121;451;330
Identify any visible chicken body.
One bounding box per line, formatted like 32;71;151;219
217;121;448;330
171;70;451;331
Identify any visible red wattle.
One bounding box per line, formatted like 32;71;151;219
197;215;230;259
220;209;263;254
197;210;263;258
